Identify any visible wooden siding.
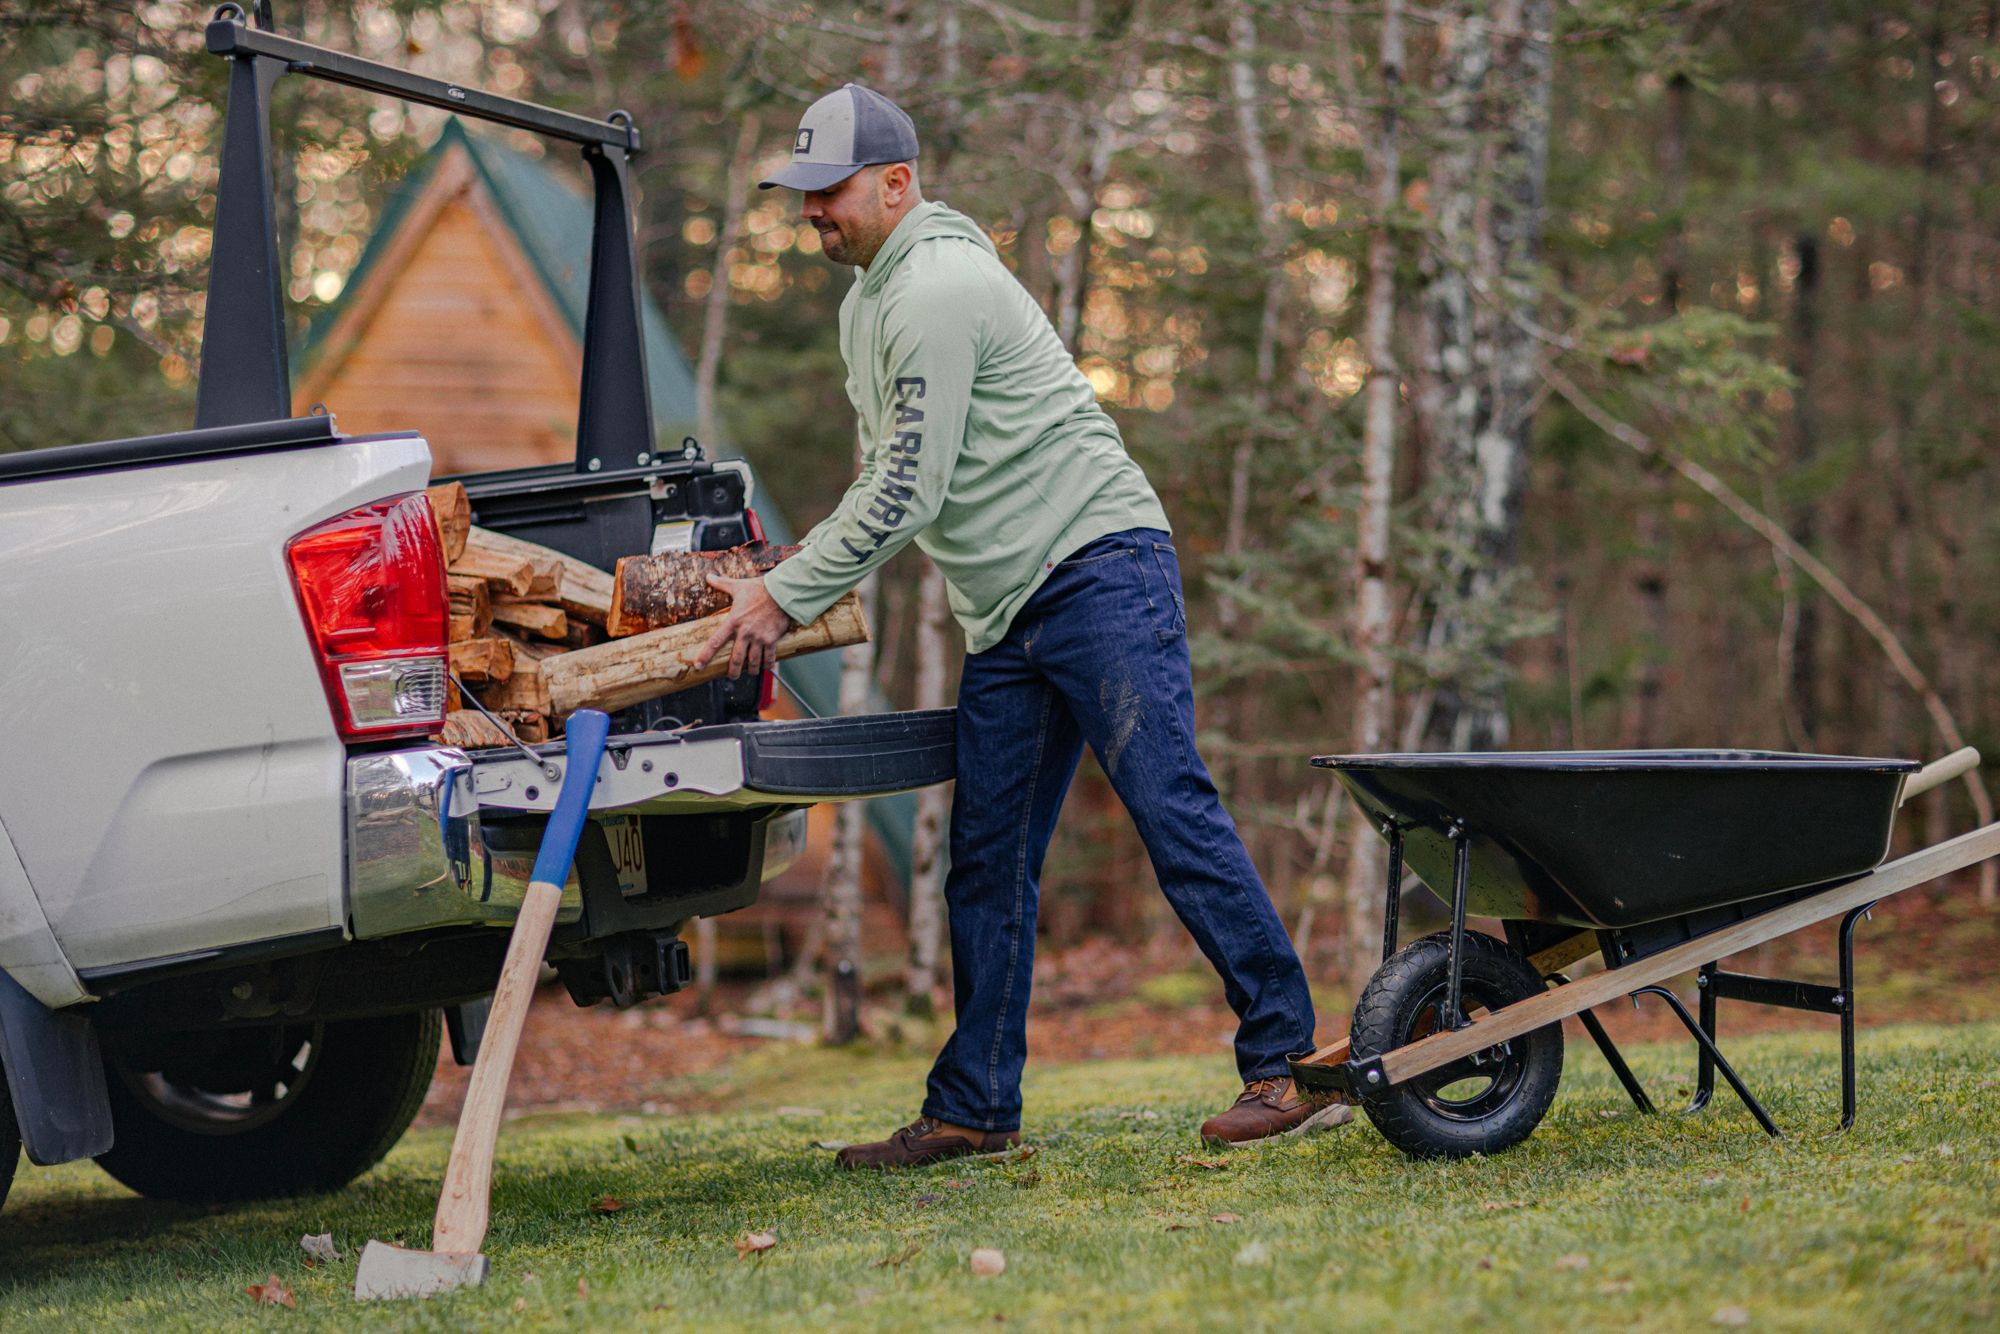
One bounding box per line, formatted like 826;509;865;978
295;148;584;476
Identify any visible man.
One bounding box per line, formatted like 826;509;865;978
698;84;1342;1165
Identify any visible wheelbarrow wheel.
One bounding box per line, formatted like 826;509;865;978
1349;931;1563;1159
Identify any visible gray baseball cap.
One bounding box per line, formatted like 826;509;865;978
759;83;919;192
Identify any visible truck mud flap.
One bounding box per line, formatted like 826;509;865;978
0;969;114;1166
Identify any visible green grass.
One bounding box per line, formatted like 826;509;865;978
3;1022;1997;1330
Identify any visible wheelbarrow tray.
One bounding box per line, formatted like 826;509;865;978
1314;750;1919;929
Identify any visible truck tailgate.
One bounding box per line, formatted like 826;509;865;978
469;709;955;816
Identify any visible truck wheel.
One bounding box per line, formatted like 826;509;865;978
94;1009;440;1204
1;1058;18;1213
1348;931;1563;1160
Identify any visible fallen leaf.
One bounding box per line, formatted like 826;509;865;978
913;1193;939;1208
512;1297;528;1313
1600;1279;1636;1295
945;1179;969;1191
1476;1256;1495;1271
593;1195;627;1214
1233;1241;1271;1268
578;1277;590;1299
1006;1145;1040;1162
736;1230;779;1260
246;1275;296;1308
970;1247;1007;1277
299;1233;340;1263
1740;1196;1750;1213
812;1140;852;1152
1555;1253;1590;1272
1479;1200;1527;1213
1012;1170;1042;1187
1175;1154;1230;1171
1211;1213;1241;1225
1165;1220;1196;1232
1598;1109;1619;1118
874;1240;925;1269
1117;1110;1161;1121
1713;1306;1750;1326
776;1105;827;1117
622;1134;642;1152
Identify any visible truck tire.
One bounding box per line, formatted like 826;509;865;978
94;1008;440;1204
1;1058;18;1213
1348;931;1564;1159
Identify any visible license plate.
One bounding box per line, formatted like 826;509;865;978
602;815;648;897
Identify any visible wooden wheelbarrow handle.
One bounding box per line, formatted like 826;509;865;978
1901;747;1981;805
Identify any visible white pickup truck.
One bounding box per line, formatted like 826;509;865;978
0;9;951;1214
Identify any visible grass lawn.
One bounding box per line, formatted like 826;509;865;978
2;1020;1996;1330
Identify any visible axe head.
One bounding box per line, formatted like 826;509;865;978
352;1239;490;1300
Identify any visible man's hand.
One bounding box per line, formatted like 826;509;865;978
695;573;794;679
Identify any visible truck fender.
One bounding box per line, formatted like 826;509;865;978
0;814;112;1164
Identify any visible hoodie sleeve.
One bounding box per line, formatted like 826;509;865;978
764;270;984;626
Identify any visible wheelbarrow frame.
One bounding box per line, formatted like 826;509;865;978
1289;748;1997;1140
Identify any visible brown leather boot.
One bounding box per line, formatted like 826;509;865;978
834;1116;1021;1170
1200;1078;1352;1147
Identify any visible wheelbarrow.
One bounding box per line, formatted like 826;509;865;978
1287;747;1999;1159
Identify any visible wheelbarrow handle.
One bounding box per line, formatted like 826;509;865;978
1901;746;1981;805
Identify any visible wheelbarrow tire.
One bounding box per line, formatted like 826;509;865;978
1349;931;1563;1160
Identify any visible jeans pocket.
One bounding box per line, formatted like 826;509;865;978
1056;545;1138;570
1150;543;1187;639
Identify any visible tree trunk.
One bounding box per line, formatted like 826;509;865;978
903;565;951;1015
1413;0;1554;752
694;112;762;448
1342;0;1405;984
821;573;878;1044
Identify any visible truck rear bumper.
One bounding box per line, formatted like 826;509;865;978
346;745;579;940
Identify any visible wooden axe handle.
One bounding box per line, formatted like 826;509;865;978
430;709;611;1255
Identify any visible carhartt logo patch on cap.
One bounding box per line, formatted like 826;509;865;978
760;83;920;192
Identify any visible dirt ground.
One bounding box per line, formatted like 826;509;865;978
419;884;2000;1125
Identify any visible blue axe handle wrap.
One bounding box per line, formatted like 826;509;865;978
529;708;611;888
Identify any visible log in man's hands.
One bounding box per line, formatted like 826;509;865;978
696;573;793;679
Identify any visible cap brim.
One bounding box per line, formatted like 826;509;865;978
757;161;865;191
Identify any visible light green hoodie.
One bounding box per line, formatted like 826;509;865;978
762;201;1169;654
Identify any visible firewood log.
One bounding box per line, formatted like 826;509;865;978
473;658;551;714
426;483;471;564
440;709;515;749
492;597;567;641
606;543;801;637
449;636;514;685
543;591;866;715
499;710;549;743
447;575;492;638
461;527;612;625
450;547;535;598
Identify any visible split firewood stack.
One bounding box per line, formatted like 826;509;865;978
425;483;865;749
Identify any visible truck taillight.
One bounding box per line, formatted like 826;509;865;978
286;494;448;741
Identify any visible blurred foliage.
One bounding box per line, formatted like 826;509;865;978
3;0;1995;938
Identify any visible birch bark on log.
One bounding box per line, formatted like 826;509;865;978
607;544;801;635
1342;0;1405;984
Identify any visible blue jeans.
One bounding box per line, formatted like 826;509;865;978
922;528;1317;1132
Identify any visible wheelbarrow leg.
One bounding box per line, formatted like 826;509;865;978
1634;985;1782;1138
1836;902;1875;1131
1555;985;1656;1114
1379;820;1404;964
1443;821;1471;1029
1692;962;1718;1114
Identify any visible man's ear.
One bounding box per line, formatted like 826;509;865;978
880;161;914;206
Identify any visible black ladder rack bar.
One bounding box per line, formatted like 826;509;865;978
204;19;638;150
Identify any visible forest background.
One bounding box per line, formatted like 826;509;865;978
4;0;1996;1013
